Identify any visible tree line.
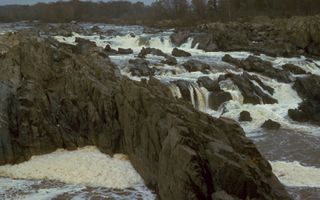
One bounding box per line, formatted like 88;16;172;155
0;0;319;25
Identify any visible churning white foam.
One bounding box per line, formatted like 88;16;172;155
271;161;320;188
0;146;144;189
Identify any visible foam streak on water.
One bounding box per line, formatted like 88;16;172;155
271;161;320;188
0;146;143;189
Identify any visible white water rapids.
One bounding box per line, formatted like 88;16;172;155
1;23;320;199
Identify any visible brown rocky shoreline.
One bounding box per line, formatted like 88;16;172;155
171;15;320;59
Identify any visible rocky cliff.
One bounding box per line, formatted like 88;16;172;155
171;15;320;58
0;31;291;200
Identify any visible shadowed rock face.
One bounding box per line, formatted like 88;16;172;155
288;75;320;125
222;55;291;83
0;32;291;200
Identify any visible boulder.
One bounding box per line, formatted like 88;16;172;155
138;47;177;65
222;54;242;66
261;119;281;130
182;59;210;72
282;64;306;75
208;91;232;110
138;47;167;58
172;48;191;57
104;44;118;55
162;56;177;66
170;32;190;46
197;76;221;92
127;59;155;77
118;48;133;54
239;111;252;122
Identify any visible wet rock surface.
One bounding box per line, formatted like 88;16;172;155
223;55;291;83
127;59;155;77
138;47;177;65
118;48;133;55
261;120;281;130
0;31;291;200
282;64;307;75
239;111;252;122
208;91;232;110
182;59;211;72
197;76;221;92
288;75;320;125
172;47;191;57
220;73;278;105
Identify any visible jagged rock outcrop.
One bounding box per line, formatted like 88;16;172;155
222;55;291;83
288;75;320;125
127;59;155;76
197;76;221;92
104;44;118;55
282;64;306;75
182;59;211;72
219;73;278;105
138;47;177;65
172;48;191;57
0;32;291;200
208;91;232;110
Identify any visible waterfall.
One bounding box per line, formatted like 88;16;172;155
168;84;182;99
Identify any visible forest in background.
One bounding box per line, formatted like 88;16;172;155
0;0;320;26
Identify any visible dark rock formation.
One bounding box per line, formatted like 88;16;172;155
197;76;221;92
288;75;320;125
0;82;14;164
118;48;133;54
171;80;192;102
220;73;278;105
222;54;242;66
182;59;211;72
261;120;281;130
223;55;291;83
139;47;177;66
239;111;253;122
104;44;118;55
282;64;306;75
127;59;155;77
162;56;177;65
172;48;191;57
208;91;232;110
170;32;190;46
75;37;97;54
139;47;167;58
0;32;291;200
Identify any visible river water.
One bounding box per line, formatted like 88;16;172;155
0;23;319;200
